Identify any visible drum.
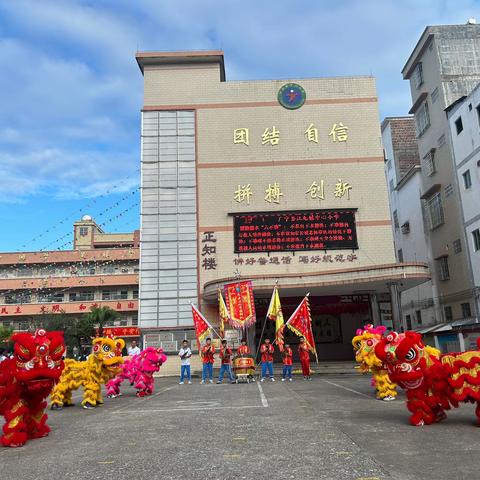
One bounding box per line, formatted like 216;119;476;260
233;356;254;369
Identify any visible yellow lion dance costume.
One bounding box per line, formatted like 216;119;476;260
352;324;397;401
50;337;125;410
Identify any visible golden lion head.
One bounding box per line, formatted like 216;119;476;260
92;337;125;372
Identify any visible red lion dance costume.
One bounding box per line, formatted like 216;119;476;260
106;347;167;398
376;330;480;426
0;329;65;447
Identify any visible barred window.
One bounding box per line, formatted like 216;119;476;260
453;239;462;254
422;150;436;176
416;102;430;136
393;210;399;229
426;193;444;229
437;257;450;281
472;228;480;251
413;63;424;89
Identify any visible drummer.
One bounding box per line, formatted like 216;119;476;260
236;338;251;357
217;339;235;384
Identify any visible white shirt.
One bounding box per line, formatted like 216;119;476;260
128;346;141;356
178;347;192;366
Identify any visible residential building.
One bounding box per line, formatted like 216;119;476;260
382;117;436;337
446;84;480;348
0;216;140;342
402;22;480;351
136;50;429;359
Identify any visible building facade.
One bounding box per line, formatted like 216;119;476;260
446;85;480;346
0;216;140;340
402;24;480;350
382;117;436;340
137;50;429;359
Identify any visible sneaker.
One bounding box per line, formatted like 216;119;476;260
106;394;117;398
50;404;63;411
200;380;205;384
270;377;275;382
383;395;396;402
216;381;222;384
281;378;285;382
289;378;293;382
179;381;184;385
209;379;213;384
187;381;192;385
82;402;95;410
260;378;265;382
307;377;312;381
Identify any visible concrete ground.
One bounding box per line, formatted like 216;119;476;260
2;373;480;480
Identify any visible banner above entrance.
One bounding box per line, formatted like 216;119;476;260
232;208;358;253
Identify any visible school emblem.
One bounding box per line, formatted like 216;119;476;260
278;83;306;110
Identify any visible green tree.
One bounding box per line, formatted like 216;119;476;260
0;325;14;348
86;306;119;337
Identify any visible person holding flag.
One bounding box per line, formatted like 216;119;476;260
298;336;312;380
217;339;235;384
285;294;318;379
260;338;275;382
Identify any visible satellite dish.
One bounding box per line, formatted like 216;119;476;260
81;215;93;221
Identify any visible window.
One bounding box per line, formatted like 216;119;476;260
79;227;89;237
401;221;410;234
69;291;94;302
131;316;138;326
416;102;430;136
5;293;31;304
455;116;464;134
461;302;472;318
413;63;424;89
463;170;472;189
133;289;139;299
476;105;480;127
422;150;436;176
397;249;404;262
416;310;422;326
444;306;453;322
453;239;462;254
102;290;128;300
438;256;450;281
472;228;480;251
38;291;64;303
406;315;412;330
445;183;454;197
431;87;439;103
426;193;444;229
393;210;399;229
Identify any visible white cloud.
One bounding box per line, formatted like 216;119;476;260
1;0;479;202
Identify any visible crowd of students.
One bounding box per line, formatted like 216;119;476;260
177;336;313;384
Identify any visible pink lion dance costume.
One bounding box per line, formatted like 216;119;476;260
106;347;167;398
0;329;65;447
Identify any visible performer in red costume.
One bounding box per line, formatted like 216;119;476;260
0;329;65;447
299;336;312;380
281;343;293;382
260;338;275;382
236;338;251;356
200;338;215;384
217;340;234;384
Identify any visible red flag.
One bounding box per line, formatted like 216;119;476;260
191;304;212;349
286;295;318;361
223;280;256;329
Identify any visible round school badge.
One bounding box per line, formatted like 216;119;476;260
278;83;306;110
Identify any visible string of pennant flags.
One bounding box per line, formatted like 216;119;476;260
19;169;140;251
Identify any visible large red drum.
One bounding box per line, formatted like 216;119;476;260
233;356;254;369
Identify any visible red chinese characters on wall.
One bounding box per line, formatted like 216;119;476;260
233;209;358;253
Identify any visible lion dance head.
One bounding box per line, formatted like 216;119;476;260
352;324;387;372
91;337;125;373
140;347;167;376
12;329;65;389
374;331;440;390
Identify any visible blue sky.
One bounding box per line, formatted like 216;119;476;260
0;0;478;252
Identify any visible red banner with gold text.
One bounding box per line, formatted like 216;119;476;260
223;280;256;329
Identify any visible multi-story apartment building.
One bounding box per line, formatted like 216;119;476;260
446;85;480;349
382;117;436;338
0;216;140;341
402;23;480;351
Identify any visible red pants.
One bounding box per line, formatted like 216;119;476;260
300;358;310;376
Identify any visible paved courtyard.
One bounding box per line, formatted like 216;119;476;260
2;373;480;480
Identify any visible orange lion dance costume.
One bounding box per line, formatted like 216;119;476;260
0;329;65;447
376;330;480;426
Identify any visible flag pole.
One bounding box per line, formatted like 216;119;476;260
189;302;222;340
254;281;278;364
